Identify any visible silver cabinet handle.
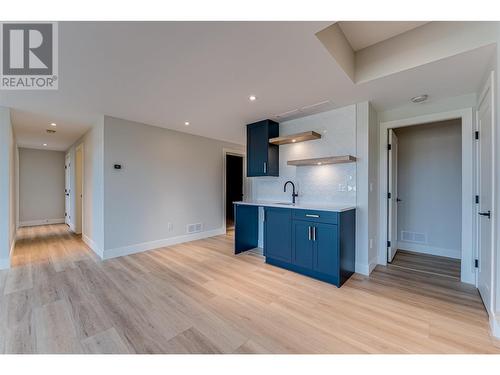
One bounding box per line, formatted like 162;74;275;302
308;226;312;240
305;214;319;218
312;227;316;241
263;162;267;174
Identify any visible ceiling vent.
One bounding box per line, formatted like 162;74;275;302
274;100;334;121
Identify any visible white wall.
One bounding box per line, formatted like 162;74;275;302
102;116;244;257
0;106;16;269
355;102;379;275
395;120;462;259
18;148;66;226
67;118;104;257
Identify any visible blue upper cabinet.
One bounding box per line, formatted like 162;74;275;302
246;120;279;177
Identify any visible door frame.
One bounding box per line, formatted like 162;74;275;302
222;148;247;233
476;71;496;315
65;152;71;226
75;143;84;235
378;108;475;284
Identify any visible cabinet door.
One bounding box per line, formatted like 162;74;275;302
264;208;291;262
292;220;314;268
313;223;339;277
247;123;268;177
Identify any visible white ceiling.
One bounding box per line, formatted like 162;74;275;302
338;21;429;51
0;21;493;150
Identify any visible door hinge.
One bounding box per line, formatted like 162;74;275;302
388;144;392;151
475;195;479;204
475;259;479;268
475;131;479;140
387;240;391;248
65;212;67;217
388;192;392;199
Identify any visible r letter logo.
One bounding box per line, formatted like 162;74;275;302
1;22;58;90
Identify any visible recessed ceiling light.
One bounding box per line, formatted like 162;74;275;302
292;139;297;143
411;94;428;103
43;143;47;146
184;121;190;126
249;95;257;101
317;162;322;165
50;123;57;127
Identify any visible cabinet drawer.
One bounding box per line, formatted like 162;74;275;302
292;209;338;224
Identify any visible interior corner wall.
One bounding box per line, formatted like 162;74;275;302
0;106;16;269
67;118;104;257
102;116;244;258
355;101;379;275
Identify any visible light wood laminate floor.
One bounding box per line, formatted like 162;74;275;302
1;224;499;354
391;250;461;280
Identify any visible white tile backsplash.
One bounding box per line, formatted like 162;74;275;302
251;104;357;206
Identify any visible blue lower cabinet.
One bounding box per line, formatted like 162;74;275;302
292;220;314;268
313;223;339;276
265;208;355;287
264;208;292;262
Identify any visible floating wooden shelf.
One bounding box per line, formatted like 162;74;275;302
269;131;321;145
287;155;357;166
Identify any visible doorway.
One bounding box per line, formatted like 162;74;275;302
224;153;244;231
386;120;463;280
379;108;475;284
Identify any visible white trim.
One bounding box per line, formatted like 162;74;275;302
356;256;378;276
9;233;16;257
490;311;500;339
19;218;65;227
222;148;246;233
102;227;225;260
83;234;103;259
75;143;84;235
378;108;476;285
397;241;460;260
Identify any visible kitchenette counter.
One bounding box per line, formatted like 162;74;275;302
233;200;355;212
233;200;356;287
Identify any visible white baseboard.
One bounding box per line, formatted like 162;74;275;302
83;234;104;259
397;241;460;259
355;256;378;276
103;227;225;260
490;311;500;339
19;218;65;227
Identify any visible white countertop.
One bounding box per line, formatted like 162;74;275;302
233;200;355;212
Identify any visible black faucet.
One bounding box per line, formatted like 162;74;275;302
284;181;298;204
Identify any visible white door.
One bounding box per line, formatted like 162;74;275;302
65;154;71;225
477;75;494;313
387;129;399;262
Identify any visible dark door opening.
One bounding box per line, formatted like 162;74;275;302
226;154;243;230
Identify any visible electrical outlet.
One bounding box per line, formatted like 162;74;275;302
167;222;173;231
369;238;373;249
